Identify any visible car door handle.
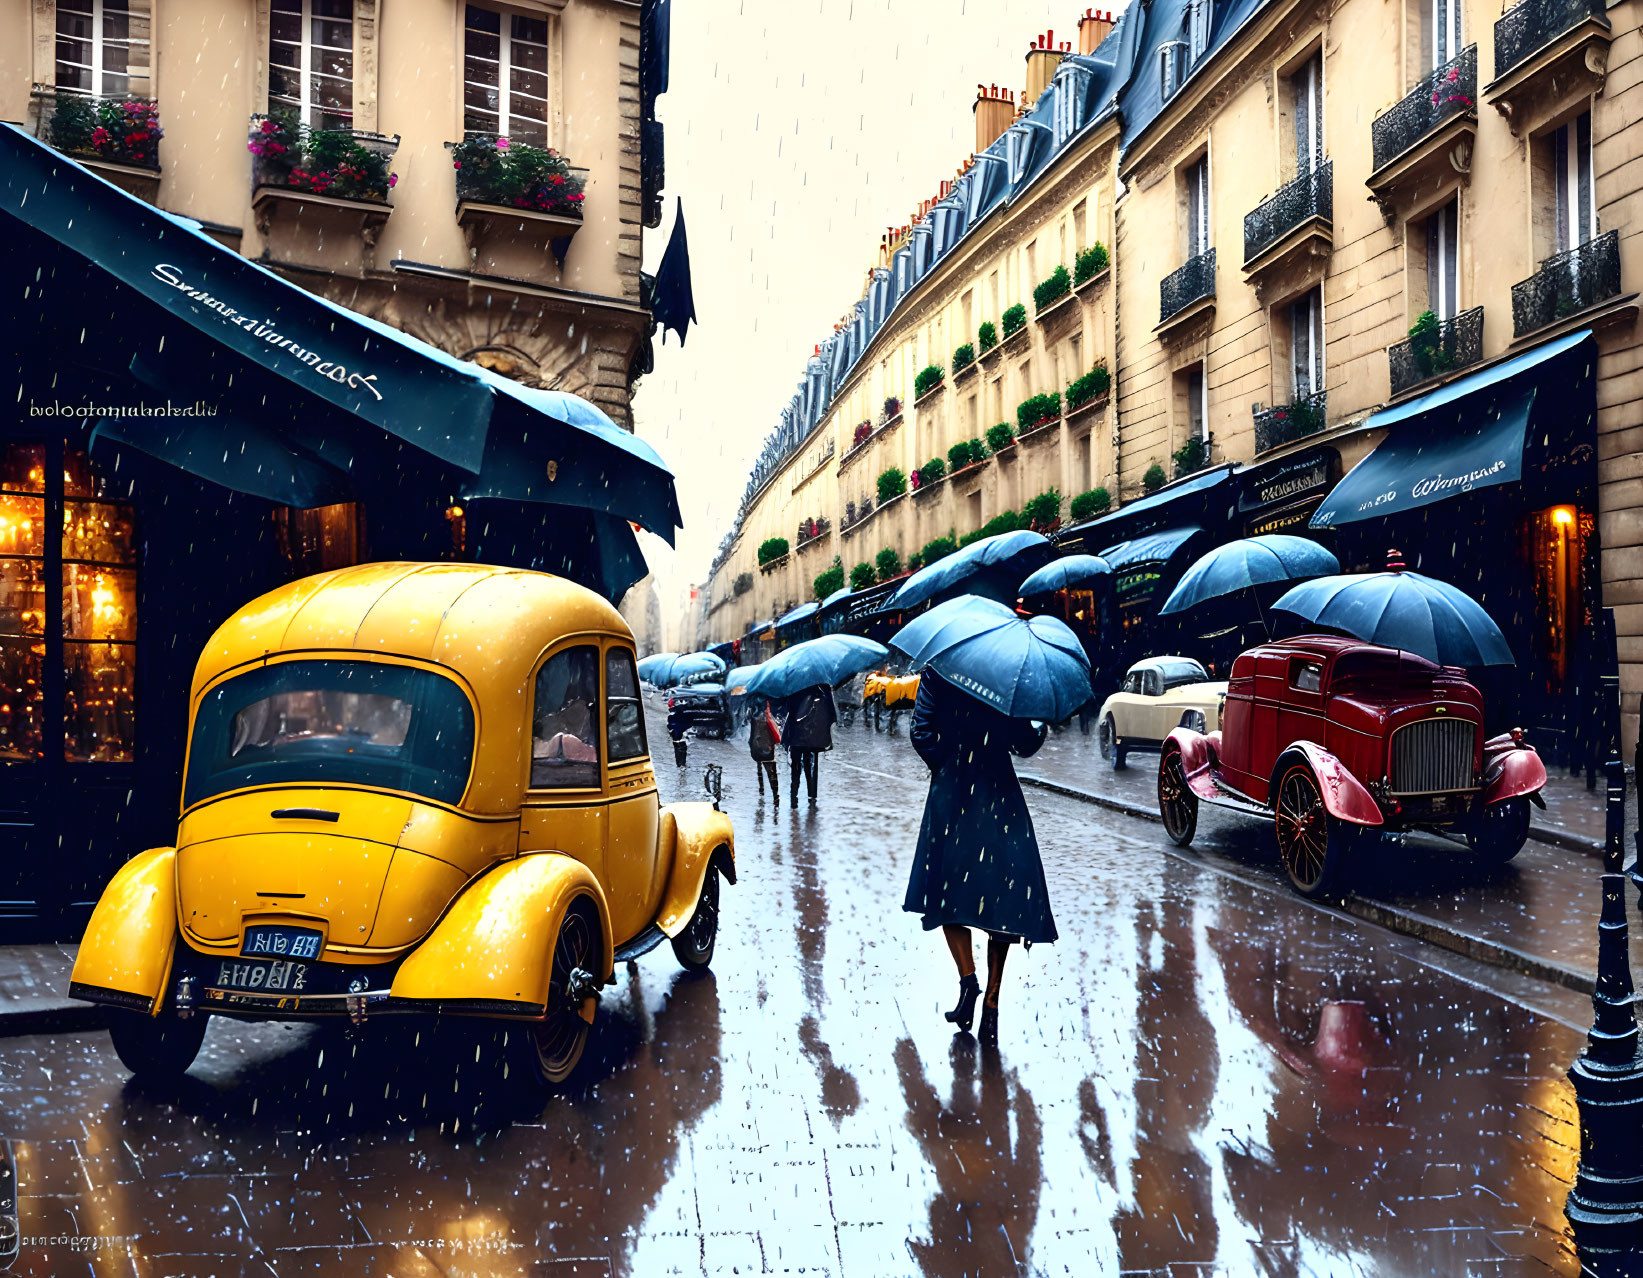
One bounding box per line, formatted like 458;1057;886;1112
271;808;341;822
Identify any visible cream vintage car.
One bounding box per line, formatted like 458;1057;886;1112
1097;656;1227;770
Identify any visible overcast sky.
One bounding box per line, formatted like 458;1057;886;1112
632;0;1106;641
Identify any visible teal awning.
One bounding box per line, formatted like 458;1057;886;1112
1099;526;1204;568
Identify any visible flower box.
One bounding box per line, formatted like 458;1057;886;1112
33;87;163;202
249;114;399;276
1017;415;1061;444
448;135;588;276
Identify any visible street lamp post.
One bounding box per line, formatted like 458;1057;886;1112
1565;681;1643;1270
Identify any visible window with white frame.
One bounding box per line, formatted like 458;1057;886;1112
1187;0;1212;60
1424;198;1459;319
269;0;354;129
1160;41;1186;99
1186;155;1210;259
1552;112;1595;254
1291;53;1322;175
1053;63;1090;148
1290;288;1323;398
1186;365;1207;439
56;0;151;98
463;4;549;146
1430;0;1461;69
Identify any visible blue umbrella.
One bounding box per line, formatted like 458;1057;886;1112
820;587;853;609
889;530;1055;610
637;653;679;687
742;635;889;701
1272;570;1514;667
778;601;820;625
1019;554;1113;597
1160;535;1339;614
667;652;728;686
891;595;1091;720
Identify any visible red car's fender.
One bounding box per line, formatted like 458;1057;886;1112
1272;742;1384;826
1479;744;1547;805
1163;727;1221;801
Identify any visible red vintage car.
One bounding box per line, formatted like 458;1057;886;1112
1157;634;1547;897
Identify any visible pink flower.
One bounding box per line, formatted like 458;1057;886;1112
387;173;397;187
92;127;110;146
261;119;280;134
495;137;510;150
549;173;564;185
267;141;285;154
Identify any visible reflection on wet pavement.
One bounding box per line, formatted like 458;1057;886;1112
0;701;1585;1275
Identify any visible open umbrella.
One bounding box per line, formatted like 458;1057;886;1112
742;635;889;701
819;587;853;609
667;651;728;686
890;595;1091;720
1160;535;1339;615
778;601;820;626
1018;554;1112;597
637;653;680;687
1272;569;1514;667
889;531;1055;610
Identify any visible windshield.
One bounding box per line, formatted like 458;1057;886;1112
185;660;475;808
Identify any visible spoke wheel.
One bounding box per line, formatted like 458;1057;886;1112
671;866;721;971
1158;748;1198;847
1467;796;1531;863
1275;765;1346;898
1097;715;1115;760
529;901;600;1085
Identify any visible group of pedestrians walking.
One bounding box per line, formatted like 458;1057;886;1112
743;683;838;806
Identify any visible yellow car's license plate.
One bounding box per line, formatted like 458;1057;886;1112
213;958;310;993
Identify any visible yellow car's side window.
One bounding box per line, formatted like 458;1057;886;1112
531;646;602;788
605;647;648;762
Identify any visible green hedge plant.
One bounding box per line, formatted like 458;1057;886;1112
877;467;907;503
1001;303;1027;337
1023;488;1062;532
813;557;845;599
758;536;790;565
951;343;975;374
1066;361;1111;411
917;457;946;487
1143;463;1167;494
1069;487;1111;522
947;439;988;471
920;535;959;566
914;364;945;399
986;422;1015;453
1016;392;1061;432
1033;266;1072;312
1074;243;1110;285
850;561;877;591
875;547;902;579
977;320;998;353
1173;436;1210;477
906;551;925;573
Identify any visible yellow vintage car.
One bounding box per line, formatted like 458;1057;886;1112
69;563;735;1089
864;670;920;710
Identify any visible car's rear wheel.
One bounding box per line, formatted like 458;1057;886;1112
1274;764;1352;898
1097;714;1115;760
671;865;721;971
1468;796;1531;863
108;1006;208;1081
519;899;602;1087
1158;747;1198;847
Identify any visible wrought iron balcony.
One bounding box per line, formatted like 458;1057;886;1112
1388;306;1484;396
1371;45;1477;174
1160;248;1216;326
1244;162;1333;266
1253;390;1328;455
1494;0;1606;80
1511;230;1621;337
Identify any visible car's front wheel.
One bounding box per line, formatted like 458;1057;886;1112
1097;714;1115;760
1274;764;1355;898
1158;747;1198;847
108;1007;208;1081
1468;796;1531;863
671;866;721;972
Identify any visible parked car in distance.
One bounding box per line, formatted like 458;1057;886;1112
865;669;920;730
1158;634;1546;898
1097;656;1228;769
668;681;732;737
69;563;736;1091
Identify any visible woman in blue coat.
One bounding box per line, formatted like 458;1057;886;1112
903;669;1056;1044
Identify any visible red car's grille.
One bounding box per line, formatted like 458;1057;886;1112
1389;718;1477;795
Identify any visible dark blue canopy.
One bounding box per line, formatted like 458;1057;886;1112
1098;526;1203;569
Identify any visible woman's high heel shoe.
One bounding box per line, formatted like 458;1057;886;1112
978;1000;999;1045
944;974;980;1032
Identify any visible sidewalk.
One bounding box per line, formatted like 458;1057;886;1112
0;943;100;1037
1022;725;1642;997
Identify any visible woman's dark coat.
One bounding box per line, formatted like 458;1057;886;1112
780;685;837;751
748;701;779;762
902;670;1056;944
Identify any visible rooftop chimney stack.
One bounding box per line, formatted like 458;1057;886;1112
973;83;1015;153
1024;29;1068;103
1078;8;1116;56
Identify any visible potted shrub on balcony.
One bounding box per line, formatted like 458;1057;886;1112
1015;392;1062;435
877;467;908;503
1143;463;1167;494
1405;310;1455;379
951;343;976;375
813;557;844;600
1033;266;1072;313
249;111;399;274
850;560;877;591
758;535;790;568
1172;436;1211;478
948;439;988;472
1023;489;1062;534
1065;361;1111;412
1001;303;1028;339
852;419;873;449
448;134;588;275
876;547;902;580
916;457;947;489
1074;243;1110;286
882;396;903;422
914;364;945;400
1070;487;1111;523
36;89;165;201
986;422;1016;454
978;320;998;355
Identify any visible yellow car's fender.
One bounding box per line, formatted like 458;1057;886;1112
654;803;736;938
69;847;179;1016
390;853;615;1017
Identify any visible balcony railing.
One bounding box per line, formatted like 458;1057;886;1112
1511;229;1621;337
1371;45;1477;173
1494;0;1607;79
1244;162;1333;265
33;86;162;170
1160;248;1216;325
1388;306;1484;396
1253;390;1328;455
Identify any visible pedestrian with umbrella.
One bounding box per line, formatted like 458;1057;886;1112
891;595;1091;1044
741;635;888;806
747;695;782;805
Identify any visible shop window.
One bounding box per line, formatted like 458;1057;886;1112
531;645;600;788
463;3;550;147
55;0;152;98
269;0;355;130
1519;505;1589;690
62;448;137;763
273;502;364;576
604;647;646;762
0;446;47;762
